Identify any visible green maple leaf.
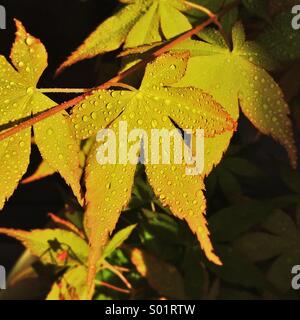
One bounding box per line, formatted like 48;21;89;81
233;209;300;294
70;51;236;296
173;22;297;170
0;20;82;209
258;11;300;63
57;0;192;73
46;226;137;300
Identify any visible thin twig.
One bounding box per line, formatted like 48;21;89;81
103;261;132;289
95;280;130;294
112;265;130;273
0;0;240;143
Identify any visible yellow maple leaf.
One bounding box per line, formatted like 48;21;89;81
71;52;236;297
0;20;82;208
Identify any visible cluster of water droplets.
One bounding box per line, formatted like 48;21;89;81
238;61;297;168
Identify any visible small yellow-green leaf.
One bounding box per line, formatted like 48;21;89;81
0;228;89;266
101;224;137;261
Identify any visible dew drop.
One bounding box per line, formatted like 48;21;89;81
25;37;34;46
26;87;34;94
91;112;97;120
106;103;113;110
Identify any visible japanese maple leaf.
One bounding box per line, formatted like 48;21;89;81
70;51;236;296
234;209;300;294
258;10;300;63
0;224;136;300
57;0;192;73
0;227;88;299
0;20;82;208
0;228;89;267
173;22;297;172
